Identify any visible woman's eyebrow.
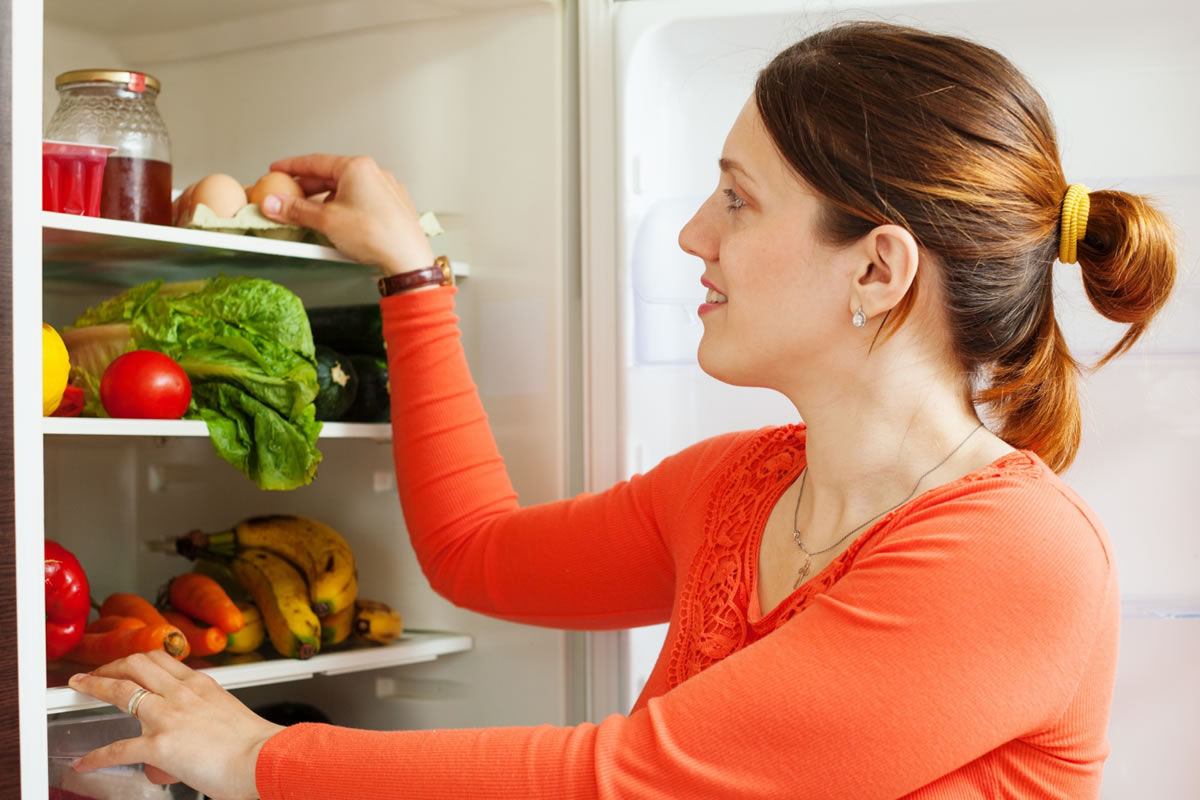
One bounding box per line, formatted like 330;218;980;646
718;157;757;187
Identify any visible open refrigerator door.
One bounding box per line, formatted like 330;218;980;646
605;1;1199;796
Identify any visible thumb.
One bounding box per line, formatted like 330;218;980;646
260;193;327;230
144;764;180;785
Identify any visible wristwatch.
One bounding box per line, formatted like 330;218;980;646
377;255;454;296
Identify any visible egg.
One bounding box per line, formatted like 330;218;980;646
191;173;248;218
247;171;304;207
172;181;197;225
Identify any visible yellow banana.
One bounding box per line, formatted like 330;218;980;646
192;557;250;604
320;603;355;647
353;599;403;645
232;549;320;660
230;515;357;617
224;602;265;654
215;651;265;666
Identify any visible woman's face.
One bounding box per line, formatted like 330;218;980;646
679;98;861;391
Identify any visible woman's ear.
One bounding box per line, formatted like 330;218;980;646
848;224;920;320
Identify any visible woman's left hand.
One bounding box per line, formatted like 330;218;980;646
67;650;284;800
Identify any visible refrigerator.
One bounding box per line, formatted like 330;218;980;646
6;0;1197;797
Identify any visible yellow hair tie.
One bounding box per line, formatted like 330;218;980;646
1059;183;1091;265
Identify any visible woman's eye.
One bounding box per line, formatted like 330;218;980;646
723;188;746;213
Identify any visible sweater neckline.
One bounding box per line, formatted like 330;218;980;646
745;428;1037;625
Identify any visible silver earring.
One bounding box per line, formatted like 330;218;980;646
852;306;867;328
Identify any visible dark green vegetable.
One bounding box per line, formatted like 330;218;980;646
341;354;390;423
314;346;358;421
306;304;385;358
64;277;323;490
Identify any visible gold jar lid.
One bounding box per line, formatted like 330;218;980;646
55;70;161;93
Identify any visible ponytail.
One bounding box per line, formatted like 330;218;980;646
1077;190;1178;367
977;189;1176;472
977;313;1081;472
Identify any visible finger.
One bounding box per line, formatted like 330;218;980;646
268;154;355;181
260;193;331;230
73;736;148;774
85;651;188;694
68;671;155;711
144;764;180;785
295;176;337;195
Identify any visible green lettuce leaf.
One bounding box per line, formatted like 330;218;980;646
66;276;323;491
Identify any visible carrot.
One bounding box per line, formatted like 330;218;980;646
162;609;226;657
66;623;189;666
168;573;244;634
99;593;170;627
85;616;146;634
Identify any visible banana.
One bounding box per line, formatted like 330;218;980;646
192;556;250;604
194;515;357;617
320;603;355;647
353;599;404;645
224;602;265;654
231;549;320;660
215;651;265;666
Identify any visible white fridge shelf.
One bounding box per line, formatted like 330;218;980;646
42;211;469;288
43;417;392;440
46;630;473;715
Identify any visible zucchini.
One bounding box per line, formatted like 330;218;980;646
342;354;390;423
306;304;385;358
314;345;358;420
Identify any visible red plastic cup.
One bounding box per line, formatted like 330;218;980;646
42;140;116;216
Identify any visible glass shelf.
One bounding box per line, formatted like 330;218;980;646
46;630;473;715
43;417;391;440
1121;597;1200;619
42;212;469;289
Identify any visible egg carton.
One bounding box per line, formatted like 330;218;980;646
179;204;444;244
178;202;311;241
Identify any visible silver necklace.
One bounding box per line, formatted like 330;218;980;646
790;422;984;589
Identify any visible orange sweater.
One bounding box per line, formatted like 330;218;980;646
257;288;1118;799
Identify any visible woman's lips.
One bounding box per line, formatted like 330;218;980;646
699;279;728;316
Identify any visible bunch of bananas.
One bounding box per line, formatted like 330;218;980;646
174;515;402;659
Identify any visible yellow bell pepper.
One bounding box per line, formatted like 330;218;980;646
43;323;71;415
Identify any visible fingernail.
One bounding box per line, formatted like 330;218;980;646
68;673;85;687
71;758;80;770
262;194;281;215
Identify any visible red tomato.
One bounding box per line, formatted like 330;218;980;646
99;350;192;419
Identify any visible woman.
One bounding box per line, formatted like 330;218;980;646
68;21;1176;799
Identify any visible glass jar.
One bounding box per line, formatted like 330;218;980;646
45;70;173;225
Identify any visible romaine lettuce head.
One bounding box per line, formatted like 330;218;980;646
65;276;323;490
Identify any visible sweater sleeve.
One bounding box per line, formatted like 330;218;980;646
378;287;732;629
256;473;1116;800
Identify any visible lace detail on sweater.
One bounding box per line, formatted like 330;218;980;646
668;427;838;687
665;430;1040;688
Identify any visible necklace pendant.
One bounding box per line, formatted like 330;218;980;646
793;555;812;590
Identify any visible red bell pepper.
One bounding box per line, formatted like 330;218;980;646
50;384;84;417
45;540;90;660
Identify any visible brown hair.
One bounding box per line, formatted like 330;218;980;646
755;21;1176;471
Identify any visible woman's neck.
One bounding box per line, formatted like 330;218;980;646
783;340;1009;543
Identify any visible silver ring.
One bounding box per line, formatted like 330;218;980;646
126;687;151;719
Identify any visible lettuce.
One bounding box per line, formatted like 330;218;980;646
64;276;323;491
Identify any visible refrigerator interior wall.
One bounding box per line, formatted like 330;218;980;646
615;1;1198;796
40;2;574;741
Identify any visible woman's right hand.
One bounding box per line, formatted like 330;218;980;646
262;154;435;277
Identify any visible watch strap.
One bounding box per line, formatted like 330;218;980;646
377;255;453;296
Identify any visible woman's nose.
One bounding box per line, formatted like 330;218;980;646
678;200;715;261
